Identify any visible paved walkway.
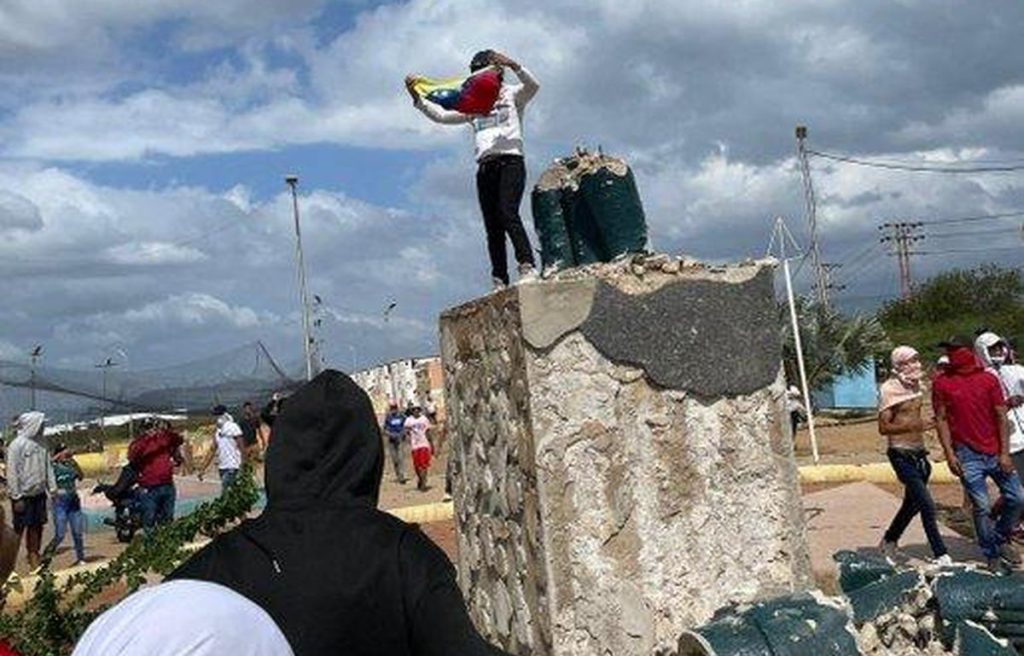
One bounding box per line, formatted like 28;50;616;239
803;481;979;586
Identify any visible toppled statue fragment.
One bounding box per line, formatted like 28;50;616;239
680;552;1024;656
531;149;648;274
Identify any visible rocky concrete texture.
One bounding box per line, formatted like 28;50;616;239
440;256;813;655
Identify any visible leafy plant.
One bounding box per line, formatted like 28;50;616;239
782;298;891;391
0;467;259;655
878;265;1024;361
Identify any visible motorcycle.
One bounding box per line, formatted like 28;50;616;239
92;464;142;544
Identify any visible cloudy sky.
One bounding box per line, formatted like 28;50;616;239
1;0;1023;378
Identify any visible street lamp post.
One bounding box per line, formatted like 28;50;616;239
95;358;119;434
29;345;42;411
285;174;316;381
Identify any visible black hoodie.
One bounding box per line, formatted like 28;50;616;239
169;370;506;655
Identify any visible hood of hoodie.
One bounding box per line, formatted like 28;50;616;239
975;331;1006;370
15;411;45;442
264;369;383;510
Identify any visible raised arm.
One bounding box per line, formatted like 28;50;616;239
489;52;538;107
405;76;472;125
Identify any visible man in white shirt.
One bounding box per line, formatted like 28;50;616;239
406;50;539;290
403;406;434;492
199;405;245;495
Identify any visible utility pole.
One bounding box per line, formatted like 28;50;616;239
879;222;925;298
285;174;317;381
767;217;820;463
29;345;42;411
795;126;830;308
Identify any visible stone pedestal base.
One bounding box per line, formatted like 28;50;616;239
439;261;812;655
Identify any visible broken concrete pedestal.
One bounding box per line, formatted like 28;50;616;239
439;258;813;655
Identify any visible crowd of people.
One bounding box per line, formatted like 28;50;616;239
71;370;505;656
2;394;284;572
877;330;1024;572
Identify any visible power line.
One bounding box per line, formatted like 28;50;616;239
924;227;1022;239
915;246;1024;256
808;150;1024;174
918;210;1024;226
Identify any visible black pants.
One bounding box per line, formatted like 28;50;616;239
884;448;948;558
476;155;535;285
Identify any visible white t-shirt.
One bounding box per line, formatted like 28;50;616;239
992;364;1024;453
414;67;539;162
215;418;243;470
404;415;432;451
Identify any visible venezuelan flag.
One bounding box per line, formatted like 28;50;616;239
410;66;501;115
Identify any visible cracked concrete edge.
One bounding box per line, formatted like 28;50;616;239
519;279;599;350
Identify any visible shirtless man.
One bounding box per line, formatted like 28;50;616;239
878;346;951;564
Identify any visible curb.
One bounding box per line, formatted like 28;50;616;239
799;461;956;485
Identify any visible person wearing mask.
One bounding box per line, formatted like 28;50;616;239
404;406;434;492
934;335;1024;571
405;50;539;290
383;401;408;484
259;393;284;449
877;346;950;565
976;332;1024;475
7;411;55;570
198;405;245;494
785;385;805;437
72;580;294;655
239;401;262;459
47;443;86;566
168;370;510;655
128;418;184;530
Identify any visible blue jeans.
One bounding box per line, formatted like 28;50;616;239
50;493;85;562
884;448;948;558
219;468;238;495
139;483;176;529
957;445;1024;559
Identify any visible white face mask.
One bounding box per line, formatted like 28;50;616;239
991;354;1007;366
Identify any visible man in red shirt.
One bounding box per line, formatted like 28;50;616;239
934;335;1023;571
127;419;184;530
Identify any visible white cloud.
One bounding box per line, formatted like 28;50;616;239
122;293;269;328
104;242;207;266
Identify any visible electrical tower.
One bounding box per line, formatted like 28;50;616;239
795;126;830;308
879;222;924;298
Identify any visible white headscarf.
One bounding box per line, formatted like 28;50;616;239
72;580;294;655
15;411;45;442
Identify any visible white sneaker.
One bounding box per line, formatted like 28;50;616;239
516;263;539;284
933;554;953;567
880;539;899;563
491;277;507;291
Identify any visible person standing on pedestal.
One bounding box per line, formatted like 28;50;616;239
406;50;540;290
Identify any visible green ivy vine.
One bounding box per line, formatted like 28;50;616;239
0;466;260;655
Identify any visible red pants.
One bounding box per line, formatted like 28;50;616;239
412;447;432;472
